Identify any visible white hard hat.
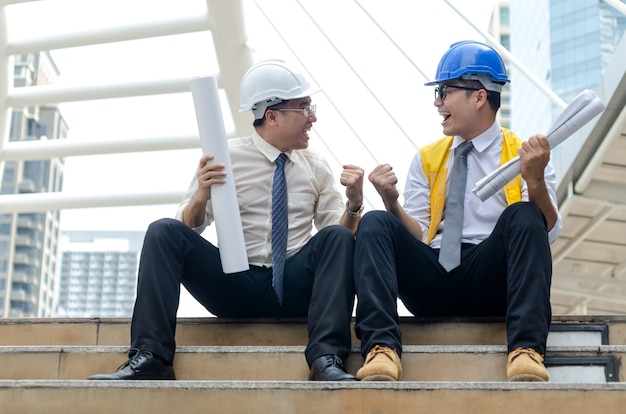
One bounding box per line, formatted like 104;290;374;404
239;59;320;119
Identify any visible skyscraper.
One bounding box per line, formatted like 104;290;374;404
550;0;626;103
56;230;143;318
0;52;67;317
488;1;512;130
510;0;626;138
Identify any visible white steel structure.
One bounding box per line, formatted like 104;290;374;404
1;0;626;315
0;0;253;213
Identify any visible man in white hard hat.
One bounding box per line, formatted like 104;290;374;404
353;41;562;382
88;60;364;382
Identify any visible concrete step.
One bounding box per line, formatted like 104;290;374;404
0;315;623;346
1;318;622;412
0;344;622;382
1;380;626;414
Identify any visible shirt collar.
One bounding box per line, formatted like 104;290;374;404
252;132;294;163
451;121;501;153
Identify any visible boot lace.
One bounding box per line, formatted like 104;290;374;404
510;347;543;363
366;345;395;363
323;354;345;368
116;348;154;371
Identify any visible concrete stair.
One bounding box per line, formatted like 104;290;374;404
1;315;626;413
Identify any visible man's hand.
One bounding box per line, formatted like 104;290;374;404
182;154;227;228
195;154;227;203
369;164;399;207
518;134;550;186
368;163;422;239
518;134;559;231
341;164;365;209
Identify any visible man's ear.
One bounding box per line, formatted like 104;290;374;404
477;89;488;101
265;109;279;125
475;89;488;108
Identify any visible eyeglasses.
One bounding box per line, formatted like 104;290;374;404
276;104;316;117
434;85;481;101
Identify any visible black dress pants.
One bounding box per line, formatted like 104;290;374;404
353;202;552;358
130;218;355;366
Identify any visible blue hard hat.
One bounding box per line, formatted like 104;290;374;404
425;40;510;92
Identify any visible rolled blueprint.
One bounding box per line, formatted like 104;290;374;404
472;89;606;201
190;76;249;273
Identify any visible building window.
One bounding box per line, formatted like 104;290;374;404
499;7;510;26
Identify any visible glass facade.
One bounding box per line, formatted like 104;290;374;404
550;0;626;102
0;53;67;317
510;0;626;182
55;231;143;318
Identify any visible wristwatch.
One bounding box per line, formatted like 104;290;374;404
345;201;364;218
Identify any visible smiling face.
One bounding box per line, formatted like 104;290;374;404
434;82;491;140
265;97;316;152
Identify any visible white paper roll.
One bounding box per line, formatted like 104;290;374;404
472;89;606;201
190;76;249;273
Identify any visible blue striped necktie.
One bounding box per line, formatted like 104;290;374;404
438;141;473;272
271;153;288;304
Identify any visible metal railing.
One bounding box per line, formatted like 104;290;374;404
0;0;252;214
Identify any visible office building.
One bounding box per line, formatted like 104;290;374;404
489;1;512;129
0;52;67;317
510;0;626;137
56;230;143;318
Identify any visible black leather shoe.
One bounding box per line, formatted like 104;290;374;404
309;355;357;381
87;349;175;380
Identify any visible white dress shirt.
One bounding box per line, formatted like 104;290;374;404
176;132;344;267
404;122;563;248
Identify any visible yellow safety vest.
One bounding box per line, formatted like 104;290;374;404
420;128;523;244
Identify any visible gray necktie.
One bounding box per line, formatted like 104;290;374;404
438;141;474;272
271;153;288;304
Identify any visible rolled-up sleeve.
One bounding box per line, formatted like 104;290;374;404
311;155;344;230
174;170;214;234
403;152;431;241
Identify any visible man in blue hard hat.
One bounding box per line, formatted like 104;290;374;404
353;41;562;382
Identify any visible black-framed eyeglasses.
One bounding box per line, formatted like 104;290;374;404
434;85;481;101
276;104;316;117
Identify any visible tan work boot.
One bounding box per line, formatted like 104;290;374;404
356;345;402;381
506;347;549;382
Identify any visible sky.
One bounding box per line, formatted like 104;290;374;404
4;0;498;316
